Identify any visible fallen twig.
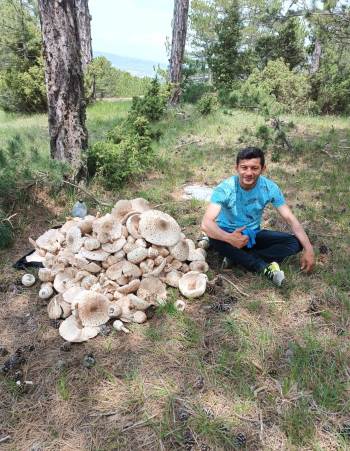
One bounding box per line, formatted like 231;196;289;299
259;410;264;443
62;180;113;207
175;139;202;149
231;411;260;423
321;148;339;159
121;413;158;432
219;275;249;297
0;436;11;444
0;213;17;228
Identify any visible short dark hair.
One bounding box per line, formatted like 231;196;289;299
236;147;265;167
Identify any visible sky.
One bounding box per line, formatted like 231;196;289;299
89;0;174;63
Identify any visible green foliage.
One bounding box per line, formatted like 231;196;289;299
310;44;350;114
85;56;151;101
182;81;213;104
255;18;306;70
196;92;219;115
0;133;66;204
0;0;46;113
89;116;154;188
282;399;316;445
88;79;168;188
229;59;314;114
129;78;169;121
0;209;13;249
207;2;247;89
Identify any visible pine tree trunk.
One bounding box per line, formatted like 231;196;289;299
169;0;189;105
38;0;88;180
75;0;93;71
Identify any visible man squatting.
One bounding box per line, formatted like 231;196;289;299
201;147;315;286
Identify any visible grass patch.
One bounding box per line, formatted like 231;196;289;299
282;399;316;446
284;332;348;411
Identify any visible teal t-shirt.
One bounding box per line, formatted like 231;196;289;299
210;175;285;232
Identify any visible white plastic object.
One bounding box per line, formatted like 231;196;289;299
71;200;87;218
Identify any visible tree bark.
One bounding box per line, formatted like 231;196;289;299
38;0;88;180
75;0;92;71
310;38;322;75
169;0;190;105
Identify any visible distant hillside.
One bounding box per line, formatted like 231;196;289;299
93;50;167;78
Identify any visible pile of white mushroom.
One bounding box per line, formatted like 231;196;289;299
26;198;209;342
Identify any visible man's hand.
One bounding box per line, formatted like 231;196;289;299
300;249;315;273
227;226;249;249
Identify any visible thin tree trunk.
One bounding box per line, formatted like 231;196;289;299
310;38;322;75
75;0;92;71
38;0;87;180
169;0;190;105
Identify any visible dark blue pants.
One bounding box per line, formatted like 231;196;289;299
209;230;302;273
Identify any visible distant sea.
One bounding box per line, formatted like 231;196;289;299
93;50;167;78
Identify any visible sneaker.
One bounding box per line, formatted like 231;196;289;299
264;262;285;287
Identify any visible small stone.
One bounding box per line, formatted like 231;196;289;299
0;346;9;357
194;375;205;390
99;324;112;336
82;353;96;369
60;342;72;352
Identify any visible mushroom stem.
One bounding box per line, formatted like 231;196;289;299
113;320;130;333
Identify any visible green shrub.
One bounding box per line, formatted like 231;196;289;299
89;133;153;189
226;59;314;114
88;77;168;189
196;92;219;115
129;78;169;121
182;82;213;104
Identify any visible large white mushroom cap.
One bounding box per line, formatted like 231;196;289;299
76;291;111;326
59;314;99;342
137;277;167;303
139;210;181;246
178;271;208;298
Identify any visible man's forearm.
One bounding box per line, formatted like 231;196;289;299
201;218;232;243
290;221;313;252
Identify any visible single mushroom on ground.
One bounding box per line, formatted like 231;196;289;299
178;271;208;299
113;319;130;333
59;314;99;342
22;273;36;287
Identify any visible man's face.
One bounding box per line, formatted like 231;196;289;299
236;158;265;189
